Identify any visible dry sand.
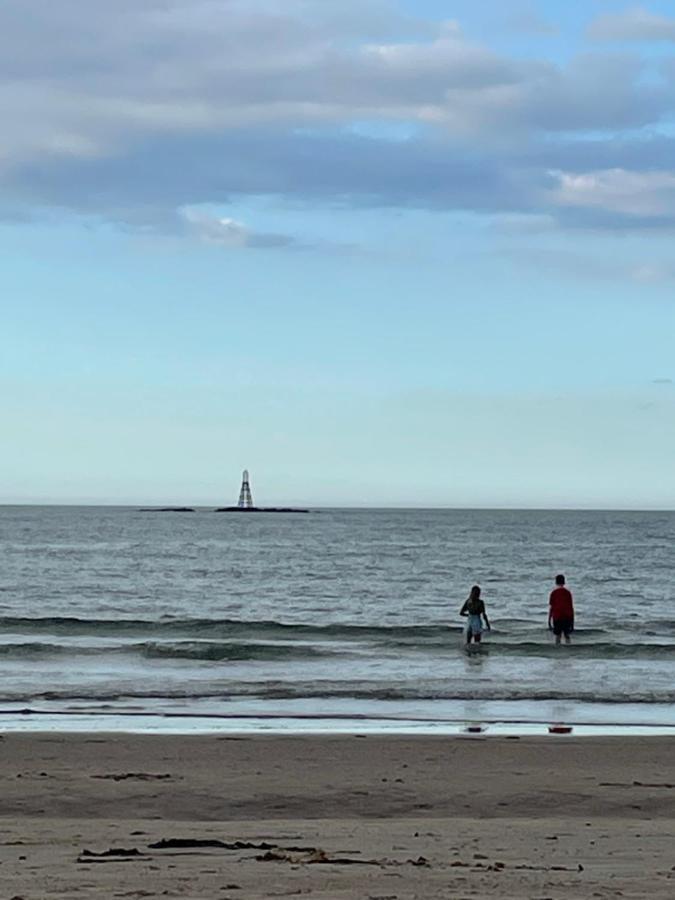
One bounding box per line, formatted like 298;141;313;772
1;732;675;898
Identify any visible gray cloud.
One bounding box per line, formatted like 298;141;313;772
588;7;675;42
549;168;675;217
180;208;298;249
2;0;675;236
3;129;537;228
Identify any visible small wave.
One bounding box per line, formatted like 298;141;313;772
497;640;675;659
388;640;675;660
1;616;674;662
138;641;332;662
0;614;619;643
0;638;340;663
0;642;85;659
3;681;675;705
0;615;464;640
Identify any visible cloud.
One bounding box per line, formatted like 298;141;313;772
588;6;675;42
549;168;675;217
1;0;675;236
178;205;357;253
0;2;524;166
180;208;298;249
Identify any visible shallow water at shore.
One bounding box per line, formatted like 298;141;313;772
1;505;674;730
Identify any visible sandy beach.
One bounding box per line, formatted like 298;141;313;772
0;732;674;898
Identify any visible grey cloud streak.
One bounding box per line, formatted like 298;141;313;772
3;0;675;237
588;7;675;42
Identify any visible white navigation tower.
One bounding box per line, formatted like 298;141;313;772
237;469;254;509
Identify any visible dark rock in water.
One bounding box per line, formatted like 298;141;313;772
81;848;143;857
138;507;195;513
214;507;309;514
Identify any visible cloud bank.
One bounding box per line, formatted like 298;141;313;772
3;0;675;240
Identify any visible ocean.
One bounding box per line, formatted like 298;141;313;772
1;505;675;733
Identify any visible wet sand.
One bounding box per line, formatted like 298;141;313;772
1;732;675;898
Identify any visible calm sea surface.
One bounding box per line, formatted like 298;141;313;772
1;506;674;731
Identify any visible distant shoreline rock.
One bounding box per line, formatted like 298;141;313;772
137;506;310;513
138;507;195;513
214;507;309;514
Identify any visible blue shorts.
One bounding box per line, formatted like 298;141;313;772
467;614;483;636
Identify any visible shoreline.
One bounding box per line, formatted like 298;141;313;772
3;709;675;736
2;732;675;898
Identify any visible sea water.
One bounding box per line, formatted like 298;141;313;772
1;506;674;732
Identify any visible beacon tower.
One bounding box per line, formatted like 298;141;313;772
237;469;254;509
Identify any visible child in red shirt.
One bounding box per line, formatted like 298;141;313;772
549;574;574;645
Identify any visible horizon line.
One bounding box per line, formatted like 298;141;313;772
1;503;675;513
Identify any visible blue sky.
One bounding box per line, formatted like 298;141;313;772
2;0;675;507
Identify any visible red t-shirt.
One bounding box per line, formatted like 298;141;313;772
549;587;574;620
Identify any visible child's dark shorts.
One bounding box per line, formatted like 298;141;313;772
552;618;573;637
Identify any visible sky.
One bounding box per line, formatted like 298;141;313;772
2;0;675;508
